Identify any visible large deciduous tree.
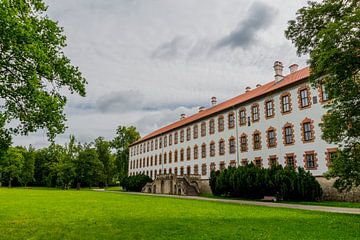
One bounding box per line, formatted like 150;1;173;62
95;137;114;187
0;0;86;144
112;126;140;181
285;0;360;191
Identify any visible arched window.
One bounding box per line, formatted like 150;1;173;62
229;137;235;154
201;143;206;158
228;111;235;129
218;115;224;132
252;130;261;150
240;133;248;152
180;148;184;161
210;141;215;157
174;150;178;162
219;139;225;155
194;145;198;159
186;147;191;161
209;119;215;134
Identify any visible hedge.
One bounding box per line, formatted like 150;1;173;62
209;163;322;201
120;174;152;192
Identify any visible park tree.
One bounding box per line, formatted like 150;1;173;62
285;0;360;191
0;146;24;187
112;126;140;182
19;145;35;187
0;0;87;146
95;137;115;187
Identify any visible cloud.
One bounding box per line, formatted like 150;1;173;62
96;90;144;113
151;36;193;59
215;2;277;50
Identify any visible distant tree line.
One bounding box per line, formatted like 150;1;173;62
210;163;322;201
0;126;140;189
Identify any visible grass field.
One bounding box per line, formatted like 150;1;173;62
0;188;359;240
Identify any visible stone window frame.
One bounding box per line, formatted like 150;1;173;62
174;150;178;163
219;138;225;156
264;98;275;119
284;153;297;169
169;134;172;146
209;118;215;135
159;154;162;165
218;115;224;132
180;166;184;176
239;107;247;126
201;143;206;158
229;160;236;168
168;168;172;174
253;157;263;168
252;130;262;150
251;103;260;123
298;85;312;110
318;84;329;104
228;111;235;129
325;147;338;167
210;162;216;172
228;136;236;154
201;122;206;137
180;129;184;143
159;137;162;148
186;166;191;175
146;157;149;167
168;151;172;164
186;146;191;161
163;153;167;165
164;136;167;147
194;144;198;160
283;122;295;146
174;167;178;176
241;158;248;166
266;126;277;148
280;92;292;115
174;132;178;144
201;164;207;176
303;150;318;170
151;141;154;151
219;161;226;171
268;155;278;168
240;133;248;152
151;156;153;166
180;148;184;162
143;158;146;168
193;124;198;139
186;127;191;141
147;142;150;152
301;118;315;143
155;155;158;166
210;141;216;157
194;164;199;176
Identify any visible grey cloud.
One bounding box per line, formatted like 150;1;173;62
151;36;189;59
215;2;277;50
96;90;144;113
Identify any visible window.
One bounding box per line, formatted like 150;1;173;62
265;99;274;118
194;145;198;159
159;138;162;149
193;125;198;139
180;167;184;176
201;143;206;158
164;136;167;147
155;155;158;166
151;140;154;151
239;108;246;126
299;87;310;108
304;151;317;170
174;150;178;162
283;123;294;145
169;134;172;145
209;119;215;134
253;131;261;150
251;104;259;122
280;93;291;114
218;115;224;132
240;134;248;152
268;155;278;167
229;137;236;154
174;132;178;144
147;157;149;167
147;142;150;152
187;166;191;175
219;139;225;155
241;159;248;166
210;162;216;172
201;122;206;137
186;147;191;161
266;127;276;148
159;154;162;165
194;165;199;176
219;161;225;171
229;160;236;168
155;139;158;150
168;168;172;174
186;127;191;141
285;153;296;168
201;164;207;176
326;148;337;167
168;151;172;163
254;158;262;168
210;141;215;157
319;84;329;102
301;118;314;143
180;130;184;142
228;112;235;128
180;149;184;161
151;156;153;166
163;152;167;164
174;167;177;176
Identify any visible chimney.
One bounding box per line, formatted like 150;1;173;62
245;86;251;92
180;113;186;120
211;96;217;106
273;61;284;83
289;64;299;73
256;84;262;88
198;106;205;112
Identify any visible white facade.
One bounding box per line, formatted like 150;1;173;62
128;66;337;180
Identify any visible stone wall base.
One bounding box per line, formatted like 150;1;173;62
316;177;360;202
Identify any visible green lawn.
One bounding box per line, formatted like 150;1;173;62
0;188;359;240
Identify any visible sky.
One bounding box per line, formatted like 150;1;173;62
13;0;309;148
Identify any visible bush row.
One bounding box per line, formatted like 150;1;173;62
120;174;152;192
209;164;322;201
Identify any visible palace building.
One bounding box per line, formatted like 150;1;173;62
128;61;338;187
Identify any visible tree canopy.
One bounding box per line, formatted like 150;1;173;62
285;0;360;191
0;0;86;143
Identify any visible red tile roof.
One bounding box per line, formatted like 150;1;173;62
130;67;310;146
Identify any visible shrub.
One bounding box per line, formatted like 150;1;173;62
120;174;152;192
210;164;322;201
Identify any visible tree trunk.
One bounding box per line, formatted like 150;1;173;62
76;182;81;190
8;178;11;188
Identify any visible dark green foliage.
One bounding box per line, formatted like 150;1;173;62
210;164;322;201
285;0;360;191
120;174;152;192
